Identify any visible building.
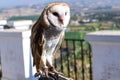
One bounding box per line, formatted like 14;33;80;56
0;20;7;29
7;20;33;29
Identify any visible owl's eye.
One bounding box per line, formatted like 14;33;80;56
65;12;67;15
52;12;59;17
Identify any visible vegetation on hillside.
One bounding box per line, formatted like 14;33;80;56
8;15;39;21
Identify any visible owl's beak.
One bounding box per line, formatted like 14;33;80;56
58;18;64;25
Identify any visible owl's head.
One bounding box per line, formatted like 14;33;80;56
40;2;70;29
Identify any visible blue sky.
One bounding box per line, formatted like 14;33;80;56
0;0;41;8
1;0;118;9
0;0;68;9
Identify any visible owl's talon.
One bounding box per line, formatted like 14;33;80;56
49;66;63;75
34;72;41;77
42;66;49;76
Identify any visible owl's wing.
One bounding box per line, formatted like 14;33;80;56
53;32;64;58
31;18;44;69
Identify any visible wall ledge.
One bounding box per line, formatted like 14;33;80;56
85;30;120;42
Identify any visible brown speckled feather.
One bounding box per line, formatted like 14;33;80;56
30;13;46;72
30;4;51;72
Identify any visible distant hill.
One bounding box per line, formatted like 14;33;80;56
1;0;120;19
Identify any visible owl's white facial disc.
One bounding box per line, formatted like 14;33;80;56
47;4;70;29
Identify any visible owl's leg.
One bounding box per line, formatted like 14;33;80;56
46;54;63;75
46;46;63;75
42;66;48;76
46;50;54;71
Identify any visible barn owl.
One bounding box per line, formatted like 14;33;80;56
31;2;70;77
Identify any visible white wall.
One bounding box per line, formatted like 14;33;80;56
85;30;120;80
0;29;36;80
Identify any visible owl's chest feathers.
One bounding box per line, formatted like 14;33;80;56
43;26;64;49
44;26;63;40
